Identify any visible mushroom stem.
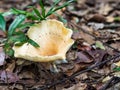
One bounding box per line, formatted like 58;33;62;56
50;63;60;73
54;59;68;65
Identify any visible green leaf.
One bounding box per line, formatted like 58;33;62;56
15;42;26;46
114;17;120;21
4;43;14;56
39;0;46;17
8;15;26;36
9;34;27;43
0;14;6;31
33;7;43;19
46;0;74;17
54;13;67;23
28;39;40;47
11;8;38;20
95;41;105;50
18;23;33;30
1;11;13;16
11;8;26;15
7;49;14;57
46;0;61;17
53;0;74;12
113;67;120;71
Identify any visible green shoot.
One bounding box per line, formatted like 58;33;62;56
0;14;39;57
4;0;75;22
113;67;120;71
0;14;6;31
0;0;74;57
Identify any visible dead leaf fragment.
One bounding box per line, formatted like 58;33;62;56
75;52;93;63
106;16;114;22
6;60;15;72
0;30;6;37
114;59;120;67
88;14;106;22
95;41;105;50
0;71;19;83
0;47;5;66
62;82;87;90
99;4;113;15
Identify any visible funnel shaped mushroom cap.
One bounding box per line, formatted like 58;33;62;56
13;20;74;62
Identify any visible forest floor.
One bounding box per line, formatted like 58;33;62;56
0;0;120;90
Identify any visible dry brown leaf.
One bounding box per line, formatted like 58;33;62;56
79;31;95;44
75;52;93;63
19;71;34;79
115;61;120;67
0;30;6;37
0;47;5;66
99;3;113;15
106;16;114;22
6;60;15;72
88;14;106;22
62;82;87;90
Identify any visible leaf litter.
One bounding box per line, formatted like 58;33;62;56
0;0;120;90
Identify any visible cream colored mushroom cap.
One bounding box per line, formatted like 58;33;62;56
13;19;74;62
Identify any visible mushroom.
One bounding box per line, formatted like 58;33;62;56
13;19;74;71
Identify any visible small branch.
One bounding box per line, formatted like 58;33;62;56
104;24;120;29
29;53;120;90
100;76;120;90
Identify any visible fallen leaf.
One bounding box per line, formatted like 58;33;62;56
98;3;113;15
106;16;114;22
75;51;93;63
72;39;91;51
115;61;120;67
87;49;107;62
65;63;90;76
0;30;6;37
88;14;106;23
0;71;19;83
95;41;105;50
66;51;77;61
6;60;15;72
72;31;82;40
19;71;34;79
62;82;87;90
0;47;5;66
85;0;96;6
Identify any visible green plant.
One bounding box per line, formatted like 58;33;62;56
0;0;75;57
2;0;75;21
113;67;120;71
0;14;39;56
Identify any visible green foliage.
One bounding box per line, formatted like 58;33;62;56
54;13;67;23
114;17;120;21
17;23;33;30
113;67;120;71
4;42;14;56
0;13;39;57
95;41;105;50
0;0;74;57
28;39;40;47
8;15;26;36
8;0;75;22
0;14;6;31
39;0;46;18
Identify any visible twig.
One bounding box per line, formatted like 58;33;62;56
104;24;120;29
100;76;120;90
29;53;120;90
